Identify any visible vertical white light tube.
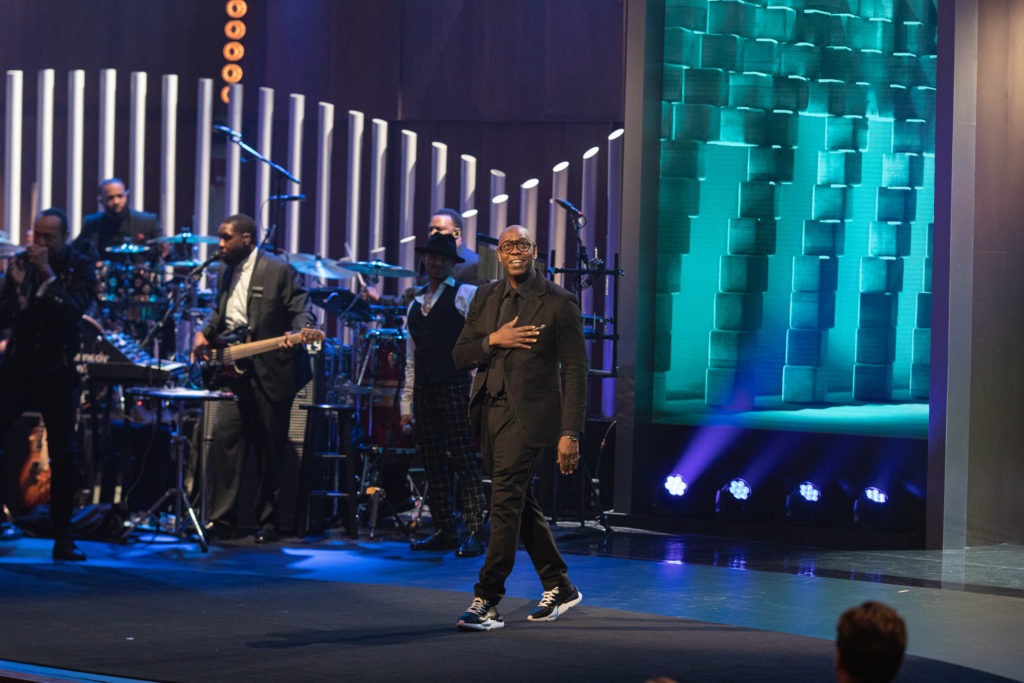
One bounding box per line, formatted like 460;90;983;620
490;169;506;201
316;102;335;259
224;84;243;217
256;87;274;229
550;161;570;287
36;69;55;212
161;74;178;235
98;69;116;183
603;128;625;418
5;71;23;239
431;141;447;213
460;153;476;213
67;70;86;237
369;118;388;261
398;129;417;285
519;178;539;241
581;146;601;314
490;193;508;239
345;110;363;261
194;78;213;261
286;94;305;254
129;71;147;210
462;209;478;254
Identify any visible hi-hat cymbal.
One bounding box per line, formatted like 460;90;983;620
149;233;219;245
106;243;150;254
338;259;416;278
292;258;353;279
0;243;26;258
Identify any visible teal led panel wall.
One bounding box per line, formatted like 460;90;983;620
655;0;936;437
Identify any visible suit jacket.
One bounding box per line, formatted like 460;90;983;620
453;270;587;449
74;209;162;260
202;250;314;403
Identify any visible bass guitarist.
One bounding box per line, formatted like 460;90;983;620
192;213;314;543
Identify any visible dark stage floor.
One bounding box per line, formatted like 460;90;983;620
1;514;1022;682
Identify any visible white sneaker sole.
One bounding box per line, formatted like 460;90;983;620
457;618;505;631
527;590;583;622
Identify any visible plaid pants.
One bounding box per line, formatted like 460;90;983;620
413;372;487;534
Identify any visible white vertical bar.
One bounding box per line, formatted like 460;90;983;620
550;161;570;287
490;193;508;239
431;141;447;213
603;128;625;418
316;102;335;258
346;110;364;261
161;74;178;236
286;94;305;254
194;78;213;261
256;87;274;229
129;71;147;210
98;69;116;183
369;118;388;260
519;178;539;241
462;209;478;254
225;83;243;217
581;146;600;314
398;129;417;284
490;169;506;200
460;154;476;213
36;69;55;211
67;70;86;237
5;71;23;239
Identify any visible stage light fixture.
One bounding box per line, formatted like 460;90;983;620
664;474;688;497
786;481;823;524
715;477;752;518
853;486;890;530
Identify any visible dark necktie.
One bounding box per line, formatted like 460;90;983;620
485;290;519;396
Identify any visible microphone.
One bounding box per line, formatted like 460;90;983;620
267;194;307;201
554;198;584;217
188;252;221;278
212;124;241;138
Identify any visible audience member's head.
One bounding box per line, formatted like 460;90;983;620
836;601;907;683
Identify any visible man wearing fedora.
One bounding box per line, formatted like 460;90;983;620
400;232;488;557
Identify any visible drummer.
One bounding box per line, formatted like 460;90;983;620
73;178;168;261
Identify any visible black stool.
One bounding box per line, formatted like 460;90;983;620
296;404;359;538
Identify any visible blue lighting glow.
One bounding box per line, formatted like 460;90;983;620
798;482;821;503
863;487;888;504
727;478;751;501
664;474;688;497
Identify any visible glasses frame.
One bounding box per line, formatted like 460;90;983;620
498;239;533;254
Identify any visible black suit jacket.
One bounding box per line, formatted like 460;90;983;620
74;209;162;259
202;250;314;403
453;270;587;448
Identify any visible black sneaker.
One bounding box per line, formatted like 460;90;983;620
527;584;582;622
457;597;504;631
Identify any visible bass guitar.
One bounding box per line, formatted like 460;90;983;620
20;422;51;508
201;327;325;388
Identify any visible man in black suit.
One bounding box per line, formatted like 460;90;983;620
453;224;588;631
192;214;313;543
0;208;96;561
74;178;166;260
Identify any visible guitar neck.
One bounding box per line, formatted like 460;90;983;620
217;334;291;363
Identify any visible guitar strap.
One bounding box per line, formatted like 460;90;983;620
247;252;266;339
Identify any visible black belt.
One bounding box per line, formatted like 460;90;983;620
484;393;509;406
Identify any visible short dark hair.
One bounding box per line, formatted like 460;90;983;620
836;601;907;683
40;207;69;237
222;213;259;240
433;207;463;231
98;177;125;193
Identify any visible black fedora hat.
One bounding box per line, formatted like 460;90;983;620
415;232;465;263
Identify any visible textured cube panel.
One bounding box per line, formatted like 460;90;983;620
899;0;938;24
790;291;837;329
759;6;797;43
912;328;931;364
876;187;917;222
654;329;673;372
705;367;753;408
748;147;794;183
782;365;828;403
661;139;706;179
720;108;766;146
780;44;821;80
684;69;730;107
882;153;925;188
662;102;675;139
792;255;839;293
708;329;758;368
700;33;740;72
859;257;905;293
729;72;773;110
910;362;930;399
740;38;780;76
825;116;868;152
655;292;675;335
657;253;682;293
896;19;937;56
919;54;937;88
855;328;897;364
825;82;869;118
707;0;756;37
820;46;856;83
857;0;895;20
658;214;692;254
852;363;893;401
889;53;926;89
660;177;702;217
855;50;892;86
786;328;829;366
845;16;895;52
877;85;926;121
738;181;778;219
915;292;931;328
763;112;799;147
664;27;689;66
663;64;684;102
892;120;928;154
728;217;777;255
817;151;863;187
925;223;933;259
714;292;764;330
868;221;911;257
802;220;845;257
673;104;721;142
812;185;852;221
719;255;770;293
858;292;898;328
792;10;846;47
666;0;709;31
922;256;932;291
772;76;809;113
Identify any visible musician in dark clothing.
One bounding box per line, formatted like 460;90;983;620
73;178;166;260
192;214;313;543
0;208;97;561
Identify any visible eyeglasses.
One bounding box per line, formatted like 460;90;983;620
498;239;533;254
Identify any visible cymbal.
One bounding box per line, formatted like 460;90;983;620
166;259;203;268
149;233;219;245
308;287;373;323
105;243;150;254
338;259;416;278
292;258;353;280
284;252;317;264
0;243;26;258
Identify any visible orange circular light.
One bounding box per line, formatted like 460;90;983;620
223;41;245;61
226;1;247;19
225;19;246;39
221;64;243;84
220;85;232;104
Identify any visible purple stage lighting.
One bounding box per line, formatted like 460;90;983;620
727;478;751;501
664;474;688;497
798;482;821;503
863;486;888;504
